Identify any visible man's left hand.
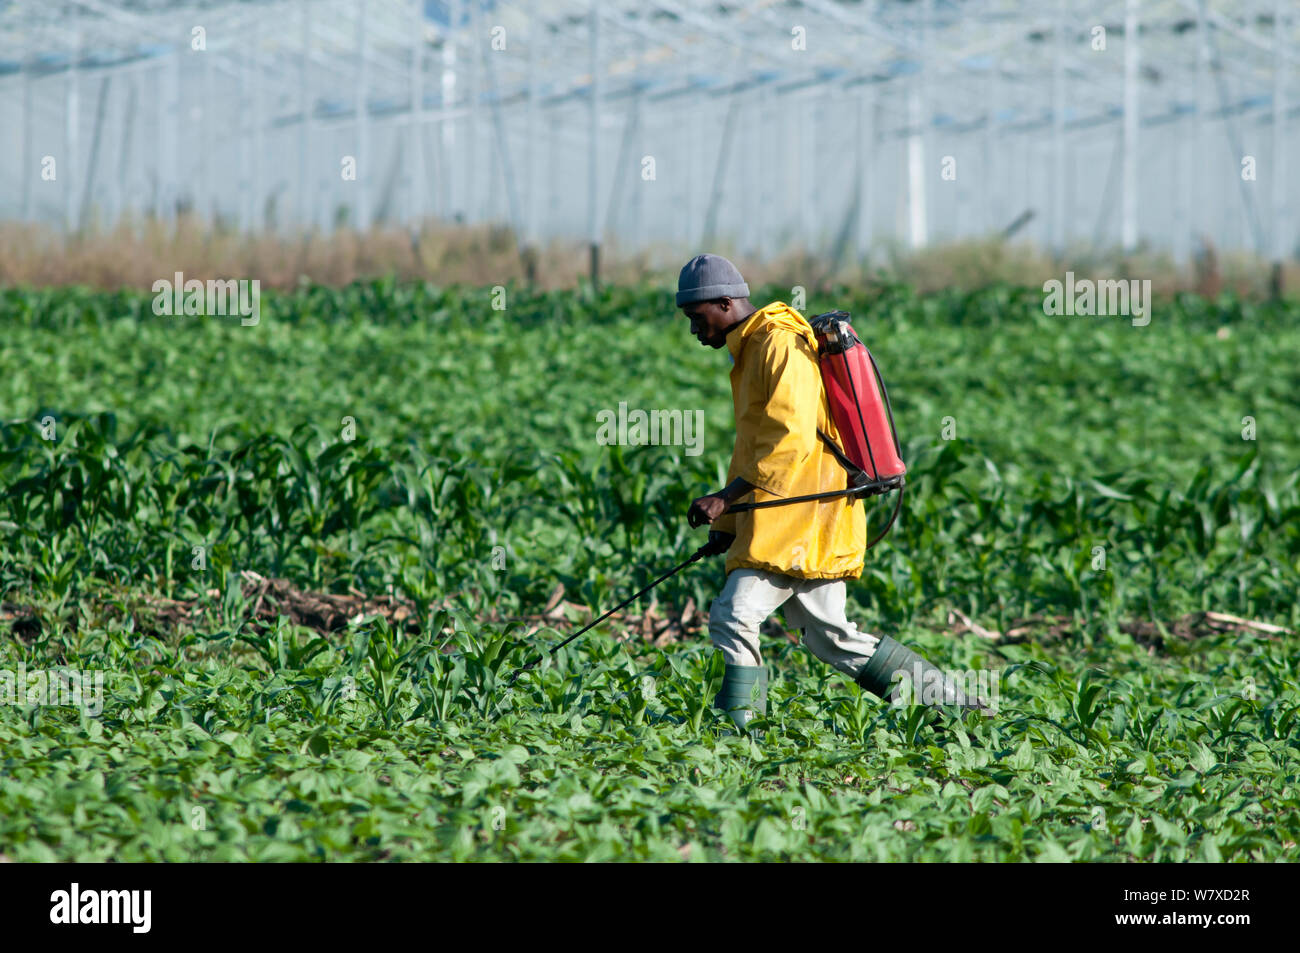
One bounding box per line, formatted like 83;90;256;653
700;530;735;557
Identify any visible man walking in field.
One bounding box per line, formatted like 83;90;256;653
679;253;983;729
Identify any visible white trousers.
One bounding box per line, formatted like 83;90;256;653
708;568;881;678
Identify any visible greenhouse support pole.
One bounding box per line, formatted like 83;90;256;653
411;0;425;231
79;75;111;230
1052;0;1066;253
588;0;601;287
1195;0;1210;257
856;87;872;261
694;107;706;246
743;93;754;259
857;0;876;262
200;44;212;225
155;59;166;219
300;0;312;228
468;0;483;223
605;89;641;239
702;92;739;246
441;0;461;221
172;52;182;222
907;86;926;248
252;42;265;230
804;96;818;248
758;86;772;259
1121;0;1140;252
240;44;251;230
356;0;370;231
21;64;32;221
1271;0;1288;295
483;15;524;258
907;0;931;249
118;80;137;222
527;19;539;275
167;52;181;222
66;27;80;232
985;0;999;236
869;98;882;254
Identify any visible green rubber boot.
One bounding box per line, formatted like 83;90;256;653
855;635;987;712
714;664;768;730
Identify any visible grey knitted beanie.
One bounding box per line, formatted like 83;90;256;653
676;253;750;306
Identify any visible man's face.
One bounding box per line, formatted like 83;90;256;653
682;298;734;349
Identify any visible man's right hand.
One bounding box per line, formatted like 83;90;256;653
688;494;729;527
687;477;756;528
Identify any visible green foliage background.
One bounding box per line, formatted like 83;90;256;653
0;280;1297;861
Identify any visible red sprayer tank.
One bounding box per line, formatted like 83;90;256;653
809;311;906;491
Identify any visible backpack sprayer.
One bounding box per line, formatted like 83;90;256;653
726;311;906;548
506;311;905;685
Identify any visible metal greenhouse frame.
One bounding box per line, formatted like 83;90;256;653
1;0;1296;270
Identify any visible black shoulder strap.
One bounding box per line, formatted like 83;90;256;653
817;428;868;486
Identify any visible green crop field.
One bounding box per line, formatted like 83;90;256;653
1;280;1298;861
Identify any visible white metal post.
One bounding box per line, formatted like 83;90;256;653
468;0;482;224
356;0;370;231
1272;0;1288;263
21;64;32;221
200;51;212;226
80;75;111;230
441;0;461;221
253;39;266;231
588;0;601;282
757;85;769;259
806;95;819;249
693;107;704;245
985;0;999;235
797;97;809;246
167;53;180;223
869;97;881;255
66;28;80;232
856;86;873;260
240;43;251;230
907;0;930;249
300;0;312;229
1121;0;1140;252
858;0;876;260
484;10;522;244
411;0;426;230
118;79;137;223
1195;0;1209;258
1052;0;1066;253
907;85;927;248
155;59;165;220
528;20;539;249
547;111;559;241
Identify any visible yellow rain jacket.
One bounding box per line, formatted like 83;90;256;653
711;301;867;580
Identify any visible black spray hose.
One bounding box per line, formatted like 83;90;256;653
506;545;710;686
866;485;904;551
506;481;906;685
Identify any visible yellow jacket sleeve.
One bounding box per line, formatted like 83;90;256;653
738;330;820;497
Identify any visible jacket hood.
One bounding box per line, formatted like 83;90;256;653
726;301;816;361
